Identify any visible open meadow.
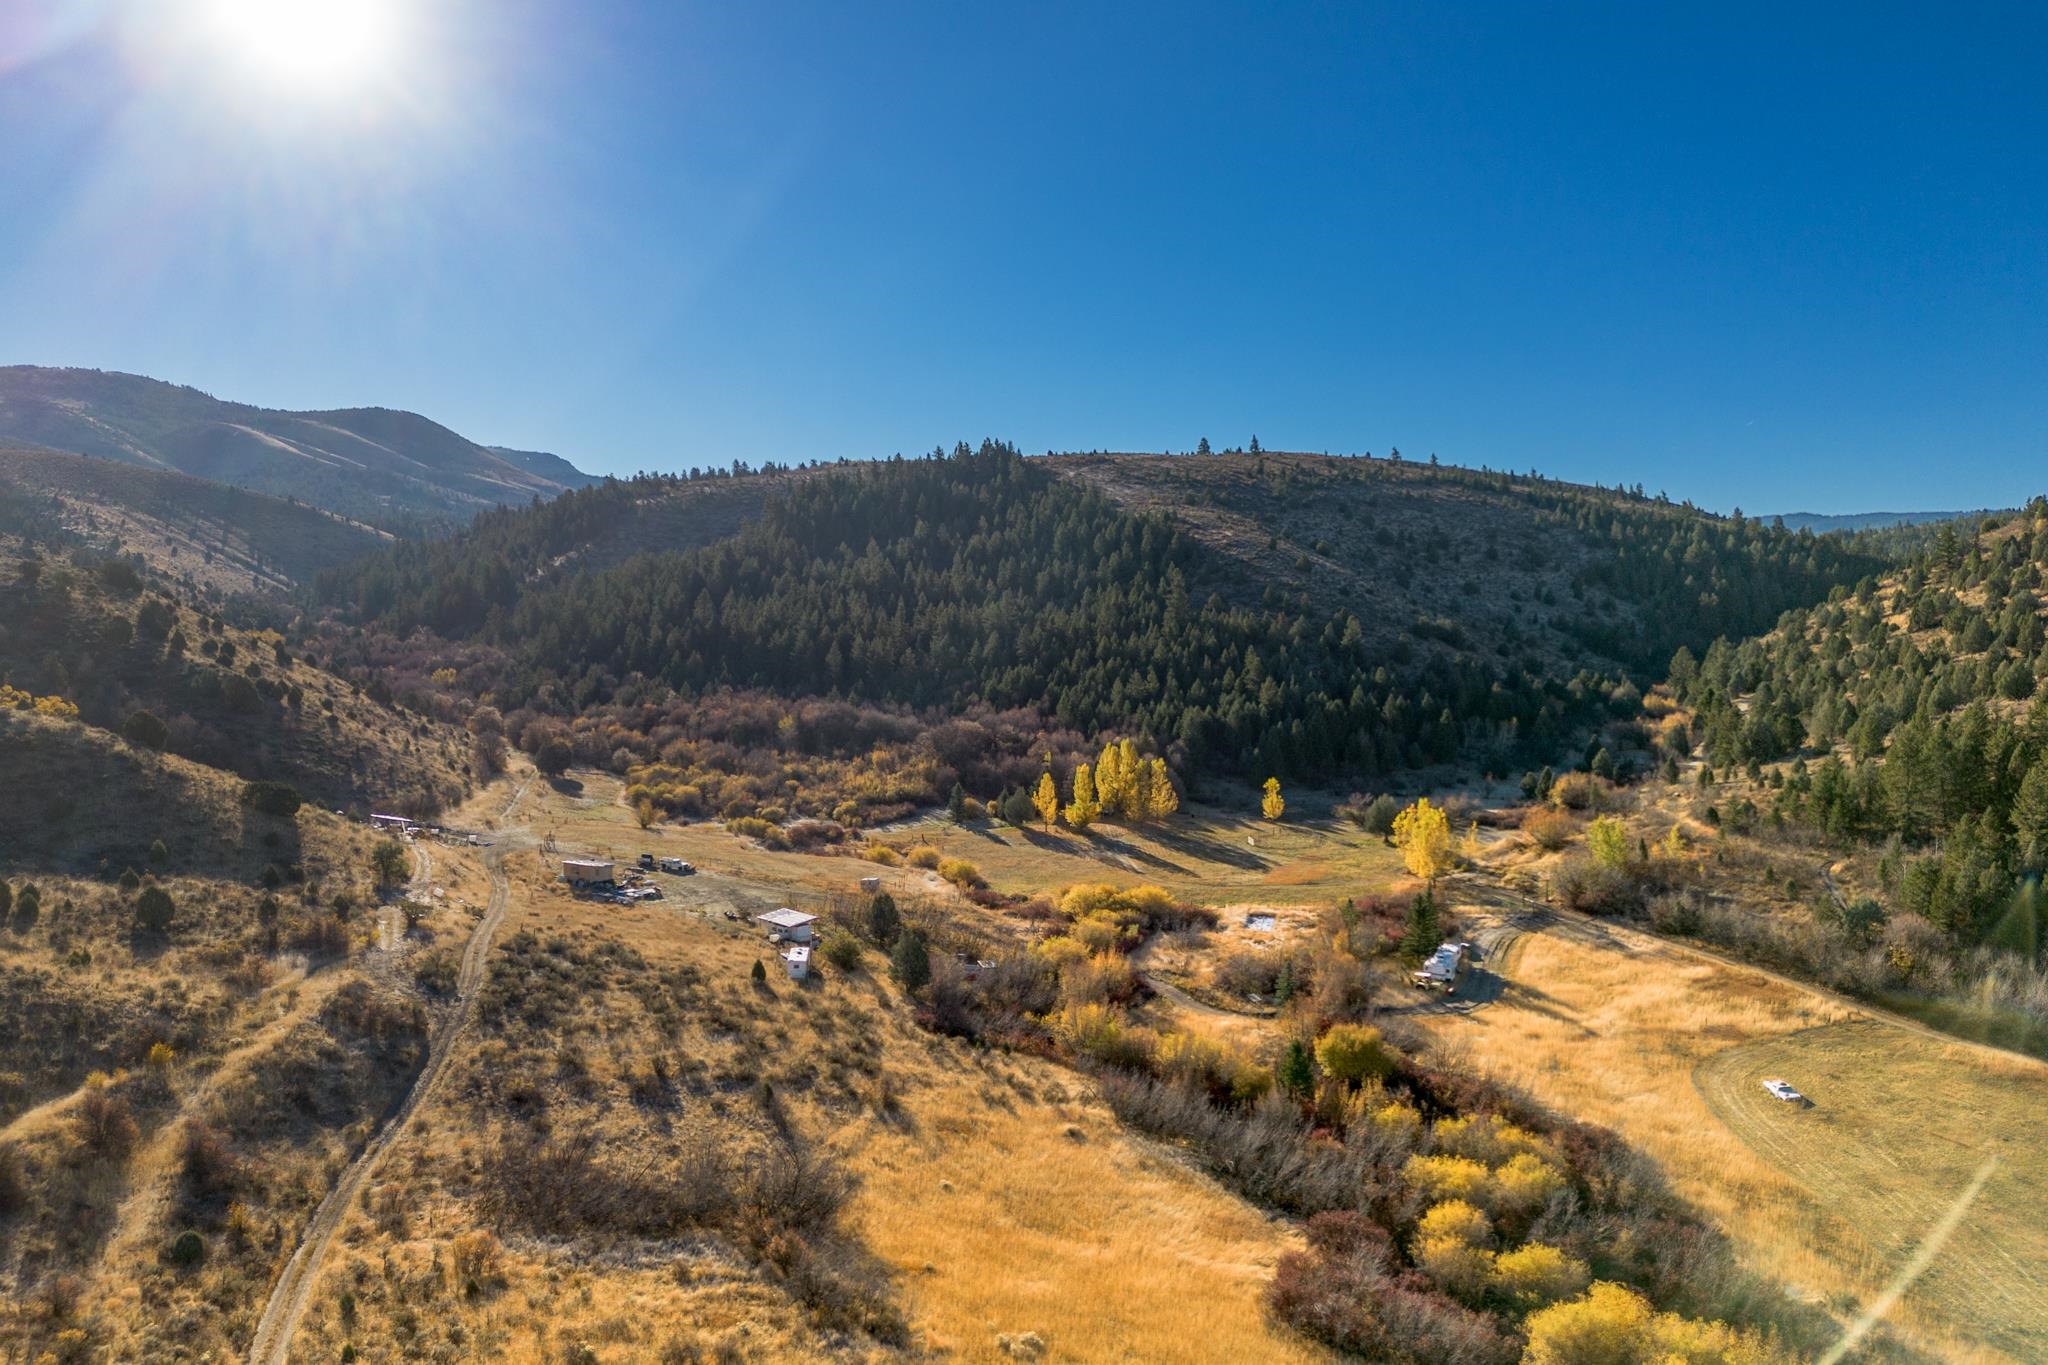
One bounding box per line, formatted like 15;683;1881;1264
458;772;2048;1363
1416;890;2048;1365
289;773;1326;1362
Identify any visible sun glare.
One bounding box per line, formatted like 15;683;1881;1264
201;0;398;90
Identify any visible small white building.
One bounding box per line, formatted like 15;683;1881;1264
369;813;412;833
562;858;616;888
859;875;882;894
755;907;818;943
781;944;811;980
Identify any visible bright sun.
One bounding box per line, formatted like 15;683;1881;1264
202;0;398;90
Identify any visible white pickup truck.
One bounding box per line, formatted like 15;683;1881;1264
1412;941;1471;993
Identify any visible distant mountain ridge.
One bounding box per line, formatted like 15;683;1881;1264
1767;508;2010;533
0;441;387;593
0;366;597;532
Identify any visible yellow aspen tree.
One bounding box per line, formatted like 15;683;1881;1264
1116;739;1142;817
1065;762;1101;830
1033;770;1061;828
1146;757;1180;819
1096;739;1131;819
1392;797;1453;882
1262;777;1285;821
1129;758;1156;822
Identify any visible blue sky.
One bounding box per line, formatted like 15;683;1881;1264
1;2;2043;512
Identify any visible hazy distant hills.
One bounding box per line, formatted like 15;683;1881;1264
0;442;388;592
1767;508;2010;533
0;366;596;532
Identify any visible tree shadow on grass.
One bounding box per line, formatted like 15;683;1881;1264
1150;822;1268;871
1086;834;1188;876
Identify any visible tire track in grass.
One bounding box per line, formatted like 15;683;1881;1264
245;849;509;1365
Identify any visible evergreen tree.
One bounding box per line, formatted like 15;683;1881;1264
866;891;901;946
1278;1039;1314;1097
2012;757;2048;871
891;928;932;993
947;781;967;823
135;885;175;934
1400;891;1442;959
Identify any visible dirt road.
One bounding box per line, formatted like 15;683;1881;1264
245;849;510;1365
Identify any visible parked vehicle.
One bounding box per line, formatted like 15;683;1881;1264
1762;1078;1811;1106
658;856;692;874
1411;941;1470;993
637;852;656;870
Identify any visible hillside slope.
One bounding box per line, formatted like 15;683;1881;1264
0;547;468;820
1053;450;1882;674
0;368;593;532
1674;502;2048;937
314;445;1885;789
0;442;386;593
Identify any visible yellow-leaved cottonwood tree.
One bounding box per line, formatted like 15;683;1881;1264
1392;797;1454;882
1033;770;1060;828
1145;756;1180;819
1262;777;1285;821
1065;762;1102;829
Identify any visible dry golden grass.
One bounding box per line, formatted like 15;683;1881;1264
1697;1021;2048;1363
391;769;1328;1361
1419;908;2043;1364
843;1052;1320;1364
486;771;1400;908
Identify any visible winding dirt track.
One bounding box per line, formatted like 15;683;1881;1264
245;847;509;1365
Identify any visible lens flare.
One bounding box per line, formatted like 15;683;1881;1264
201;0;398;90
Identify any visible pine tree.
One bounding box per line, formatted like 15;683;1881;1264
1064;762;1101;830
947;781;967;823
1278;1039;1313;1097
866;891;901;946
1400;891;1441;959
1033;771;1060;828
1261;777;1285;821
2011;757;2048;870
891;928;931;993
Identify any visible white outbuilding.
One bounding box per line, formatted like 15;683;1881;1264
754;907;818;943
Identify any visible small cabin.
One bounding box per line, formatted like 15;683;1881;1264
369;813;412;833
781;944;811;980
562;858;616;888
859;875;882;894
754;907;818;943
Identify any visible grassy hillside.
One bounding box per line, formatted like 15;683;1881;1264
0;443;386;594
0;548;468;817
0;367;592;534
0;736;483;1362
